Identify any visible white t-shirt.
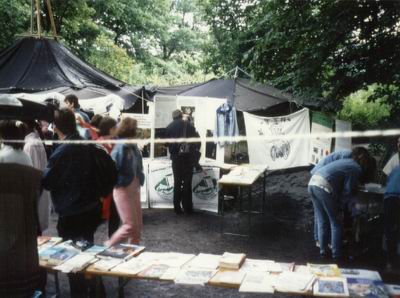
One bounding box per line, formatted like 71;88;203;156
0;145;33;166
383;153;399;176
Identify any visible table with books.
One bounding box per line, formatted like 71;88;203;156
218;164;269;237
38;236;400;297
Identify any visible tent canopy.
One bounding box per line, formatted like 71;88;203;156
0;37;143;110
0;95;54;121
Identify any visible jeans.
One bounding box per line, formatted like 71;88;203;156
384;196;400;263
171;156;194;213
309;185;342;258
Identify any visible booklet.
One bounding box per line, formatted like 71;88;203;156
308;263;342;277
313;277;349;297
174;269;217;286
137;264;171;279
39;246;64;262
111;257;153;276
274;271;315;294
92;258;123;272
239;272;275;293
47;248;79;266
340;269;382;281
54;254;96;273
347;278;389;298
98;244;144;260
239;258;276;273
183;253;222;270
83;245;107;256
385;284;400;298
219;252;246;270
208;269;246;288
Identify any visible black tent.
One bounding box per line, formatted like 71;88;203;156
0;95;54;121
153;78;298;115
0;37;145;110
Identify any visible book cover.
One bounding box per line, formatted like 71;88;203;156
47;248;79;266
347;278;389;298
183;253;222;270
308;263;341;277
208;269;246;288
174;269;217;285
137;264;170;279
384;284;400;298
111;257;153;276
54;254;96;273
39;246;64;261
313;277;349;297
98;244;145;260
219;252;246;270
340;269;382;281
239;272;275;293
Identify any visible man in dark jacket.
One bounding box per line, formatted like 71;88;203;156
42;108;103;297
165;109;200;215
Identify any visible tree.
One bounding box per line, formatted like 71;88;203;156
0;0;29;50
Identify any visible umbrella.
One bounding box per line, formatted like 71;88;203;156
0;94;54;121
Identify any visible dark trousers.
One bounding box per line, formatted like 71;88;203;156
384;197;400;263
108;198;120;237
57;205;104;297
172;156;194;213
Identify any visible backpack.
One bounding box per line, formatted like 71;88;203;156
89;145;118;197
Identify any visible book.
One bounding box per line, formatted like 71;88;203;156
183;253;222;270
38;237;63;252
219;252;246;270
111;257;153;276
313;277;349;297
39;246;65;262
37;236;51;246
54;254;96;273
340;269;382;281
273;271;315;294
347;278;388;298
239;258;275;273
239;272;275;293
137;264;170;279
47;248;79;266
385;284;400;298
208;269;246;288
308;263;342;277
98;244;145;260
174;269;217;285
92;258;123;271
83;245;107;256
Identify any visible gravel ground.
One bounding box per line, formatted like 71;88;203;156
43;169;398;297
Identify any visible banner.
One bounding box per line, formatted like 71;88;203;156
309;112;333;164
334;119;352;152
148;159;219;213
243;108;310;169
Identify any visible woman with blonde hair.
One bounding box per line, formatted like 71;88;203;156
106;118;144;246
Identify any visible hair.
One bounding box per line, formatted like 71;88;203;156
116;117;137;139
64;94;80;108
54;108;78;136
0;120;24;150
98;117;117;137
90;114;103;128
24;120;45;140
351;147;369;164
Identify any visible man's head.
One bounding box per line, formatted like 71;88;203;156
64;94;80;110
53;108;77;139
172;109;182;120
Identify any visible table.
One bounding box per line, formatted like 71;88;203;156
218;164;269;237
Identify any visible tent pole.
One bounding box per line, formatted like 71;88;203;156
30;0;34;34
141;88;144;114
45;0;58;40
35;0;42;38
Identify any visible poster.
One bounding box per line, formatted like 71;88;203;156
122;113;152;129
309;112;333;164
243;108;311;169
334;119;352;152
154;96;177;128
148;159;219;213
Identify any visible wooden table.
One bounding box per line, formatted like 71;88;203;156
218;164;269;237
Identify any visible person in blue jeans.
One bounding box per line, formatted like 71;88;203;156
384;165;400;270
308;154;373;260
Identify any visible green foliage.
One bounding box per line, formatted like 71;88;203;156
338;84;391;129
0;0;29;50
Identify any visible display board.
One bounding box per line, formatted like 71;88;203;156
121;113;152;129
243;108;310;169
334;119;352;152
147;158;219;213
309;111;333;165
154;96;177;129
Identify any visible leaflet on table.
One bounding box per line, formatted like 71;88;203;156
239;272;275;293
313;277;349;297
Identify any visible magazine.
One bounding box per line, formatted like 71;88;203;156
347;278;389;298
313;277;349;297
208;269;246;288
340;269;382;281
137;264;170;279
39;246;64;262
46;248;79;266
385;284;400;298
98;244;144;260
111;257;153;276
239;272;275;293
308;263;341;277
274;271;315;294
219;252;246;270
174;269;217;285
239;258;275;273
54;254;96;273
183;253;221;270
91;258;123;271
83;245;107;256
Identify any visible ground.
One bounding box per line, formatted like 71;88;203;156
43;169;399;297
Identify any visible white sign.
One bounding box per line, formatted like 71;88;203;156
122;113;152;129
154;96;177;128
334;119;352;152
243;108;310;169
148;159;219;212
309;112;333;165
